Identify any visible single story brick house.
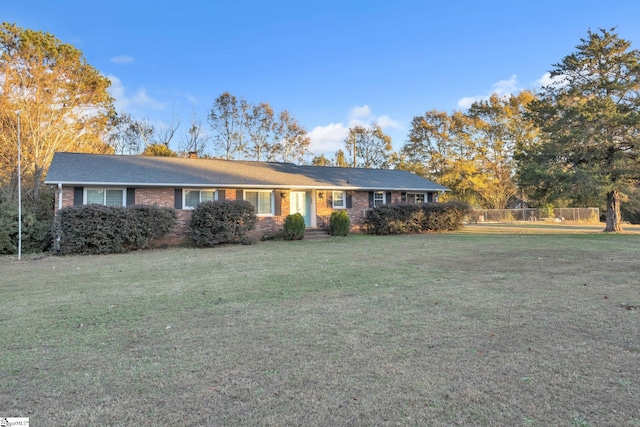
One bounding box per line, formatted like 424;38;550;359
45;152;448;239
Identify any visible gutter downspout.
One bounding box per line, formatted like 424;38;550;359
58;183;63;210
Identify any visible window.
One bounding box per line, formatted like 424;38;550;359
406;193;426;204
184;189;217;209
85;188;125;207
332;191;346;209
244;190;273;215
373;191;386;207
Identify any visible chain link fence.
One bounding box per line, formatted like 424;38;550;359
471;208;600;223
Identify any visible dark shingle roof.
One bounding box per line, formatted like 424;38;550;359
45;152;448;192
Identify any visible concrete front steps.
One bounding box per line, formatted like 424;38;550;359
304;227;329;239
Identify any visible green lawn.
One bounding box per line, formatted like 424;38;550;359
1;229;639;426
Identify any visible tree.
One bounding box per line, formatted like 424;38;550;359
467;91;538;209
402;110;480;204
334;149;349;167
245;102;275;161
208;92;248;160
0;22;114;202
271;110;311;163
526;28;640;231
344;123;392;168
180;114;210;157
311;153;332;166
142;143;177;157
152;109;180;148
106;112;154;155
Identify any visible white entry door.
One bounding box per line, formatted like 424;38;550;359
290;191;308;225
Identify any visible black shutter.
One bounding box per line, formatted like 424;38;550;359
346;194;352;209
274;191;282;216
401;192;407;202
126;188;136;206
236;189;243;200
218;189;225;201
73;187;83;206
326;191;333;209
174;189;182;209
368;192;374;208
428;193;433;203
386;192;392;205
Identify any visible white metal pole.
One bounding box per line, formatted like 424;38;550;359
17;111;22;261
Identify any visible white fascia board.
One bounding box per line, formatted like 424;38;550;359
45;181;448;192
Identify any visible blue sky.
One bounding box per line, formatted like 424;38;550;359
5;1;640;158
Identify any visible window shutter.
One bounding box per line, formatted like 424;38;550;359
174;189;182;209
126;188;136;206
368;192;374;208
346;194;352;209
73;187;83;206
274;191;282;216
401;192;406;202
218;189;226;201
236;189;243;200
326;192;333;209
428;193;433;203
386;192;392;205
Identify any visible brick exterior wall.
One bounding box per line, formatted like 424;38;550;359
54;186;437;243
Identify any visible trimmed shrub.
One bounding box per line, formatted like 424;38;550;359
282;213;305;240
57;204;177;254
329;209;351;236
189;200;257;246
364;200;471;235
122;205;178;249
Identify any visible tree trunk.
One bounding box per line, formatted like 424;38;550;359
604;189;623;232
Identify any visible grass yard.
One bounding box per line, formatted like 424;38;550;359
1;228;640;426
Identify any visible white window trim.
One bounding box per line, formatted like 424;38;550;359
332;191;346;209
182;189;218;210
406;192;426;204
84;187;126;207
373;191;386;207
244;189;275;216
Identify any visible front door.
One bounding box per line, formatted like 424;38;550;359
290;191;310;225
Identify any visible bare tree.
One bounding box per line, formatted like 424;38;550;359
180;114;210;157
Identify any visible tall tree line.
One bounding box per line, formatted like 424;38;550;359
207;92;311;163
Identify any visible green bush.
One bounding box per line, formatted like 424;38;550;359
282;213;305;240
57;204;177;254
364;201;471;235
189;200;257;246
122;205;178;249
0;201;52;254
329;210;351;236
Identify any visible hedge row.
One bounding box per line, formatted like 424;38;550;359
0;202;52;254
57;204;177;254
189;200;257;246
363;201;471;235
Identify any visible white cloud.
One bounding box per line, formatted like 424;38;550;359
349;105;372;120
457;74;522;109
107;74;166;114
376;115;401;129
308;123;349;154
110;55;134;64
535;72;568;89
492;74;520;95
308;106;403;156
187;94;200;105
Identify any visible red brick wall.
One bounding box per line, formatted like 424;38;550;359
55;186;427;241
135;188;174;207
